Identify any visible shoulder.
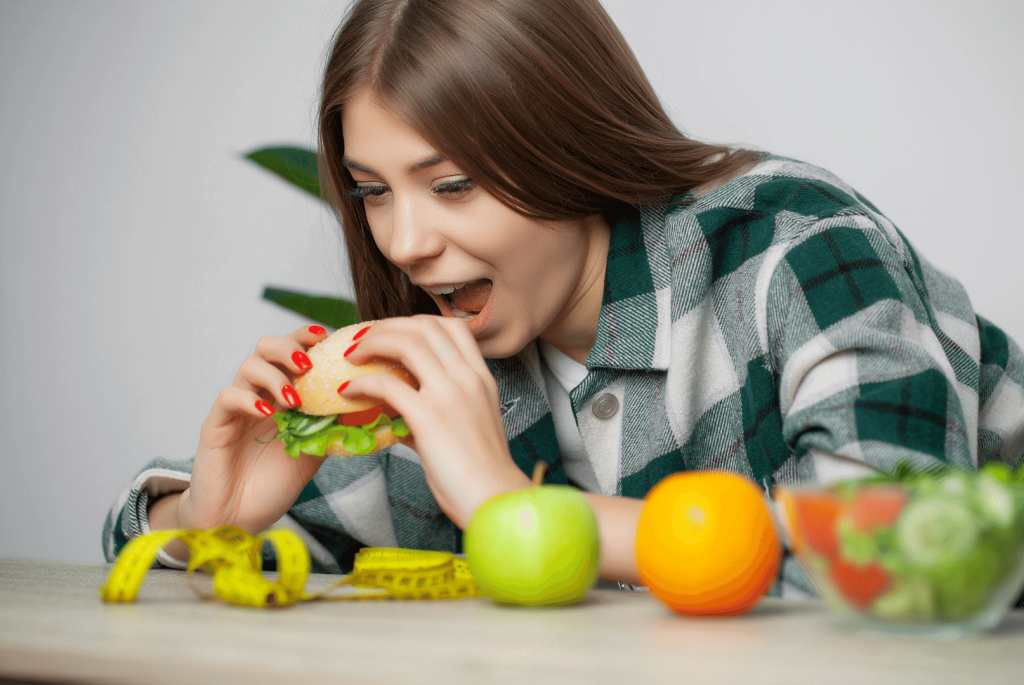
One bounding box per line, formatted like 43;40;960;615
667;154;882;229
651;153;907;286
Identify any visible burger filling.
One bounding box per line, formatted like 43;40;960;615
267;406;409;458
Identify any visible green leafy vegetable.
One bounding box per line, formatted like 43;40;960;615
827;458;1024;622
260;409;408;458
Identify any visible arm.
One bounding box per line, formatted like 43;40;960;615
769;218;998;472
101;457;193;566
580;491;644;584
341;316;647;585
147;492;188;562
123;325;333;564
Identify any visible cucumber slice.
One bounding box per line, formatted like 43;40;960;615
937;471;970;497
291;416;337;436
896;497;978;570
976;473;1014;528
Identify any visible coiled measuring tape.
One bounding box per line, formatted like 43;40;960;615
99;526;482;608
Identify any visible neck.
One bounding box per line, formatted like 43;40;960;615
539;214;610;365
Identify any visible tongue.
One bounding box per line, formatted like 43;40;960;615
450;280;492;314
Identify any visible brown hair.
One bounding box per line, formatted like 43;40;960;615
319;0;761;321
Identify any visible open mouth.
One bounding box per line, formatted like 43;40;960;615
424;279;492;322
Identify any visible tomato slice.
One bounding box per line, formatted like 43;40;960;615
847;484;908;534
829;557;890;609
382;403;400;419
339;405;384;427
792;492;845;559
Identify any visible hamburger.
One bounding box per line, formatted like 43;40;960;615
266;322;417;458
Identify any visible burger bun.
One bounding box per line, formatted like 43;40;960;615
291;321;417;457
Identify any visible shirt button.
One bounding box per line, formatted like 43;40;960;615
592;393;619;420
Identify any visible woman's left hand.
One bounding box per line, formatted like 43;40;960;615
339;316;532;528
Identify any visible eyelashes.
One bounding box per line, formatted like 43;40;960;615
345;185;387;200
345;178;476;203
434;179;475;195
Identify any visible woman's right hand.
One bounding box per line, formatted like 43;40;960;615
148;325;330;553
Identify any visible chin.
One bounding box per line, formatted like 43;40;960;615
475;329;534;361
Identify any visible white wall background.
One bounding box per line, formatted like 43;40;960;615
1;0;1021;563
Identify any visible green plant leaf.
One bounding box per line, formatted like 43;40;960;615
263;287;360;329
245;146;324;201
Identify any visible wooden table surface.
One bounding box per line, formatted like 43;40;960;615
1;559;1023;685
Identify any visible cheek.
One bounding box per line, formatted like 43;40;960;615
502;223;583;280
467;209;563;264
363;209;392;257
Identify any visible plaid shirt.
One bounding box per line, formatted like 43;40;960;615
104;155;1024;593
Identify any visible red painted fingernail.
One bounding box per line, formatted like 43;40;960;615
352;325;371;341
337;381;350;394
256;400;275;416
309;325;326;336
344;342;359;357
292;350;312;371
282;385;300;407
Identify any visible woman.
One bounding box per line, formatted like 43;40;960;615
105;0;1024;593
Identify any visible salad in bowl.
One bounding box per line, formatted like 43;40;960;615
775;460;1024;637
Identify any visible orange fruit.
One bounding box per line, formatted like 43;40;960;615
636;470;782;616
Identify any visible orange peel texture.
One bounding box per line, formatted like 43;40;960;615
636;471;783;616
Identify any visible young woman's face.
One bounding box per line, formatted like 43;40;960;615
341;90;608;359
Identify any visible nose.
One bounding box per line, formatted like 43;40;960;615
384;193;444;267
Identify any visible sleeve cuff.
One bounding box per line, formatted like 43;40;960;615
134;468;192;570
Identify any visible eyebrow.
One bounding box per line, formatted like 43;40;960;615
341;153;448;176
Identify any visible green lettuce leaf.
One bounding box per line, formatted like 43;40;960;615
262;409;407;458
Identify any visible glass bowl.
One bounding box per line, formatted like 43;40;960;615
774;468;1024;638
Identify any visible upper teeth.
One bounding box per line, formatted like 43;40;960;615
424;283;467;295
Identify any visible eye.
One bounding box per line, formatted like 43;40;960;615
432;178;475;199
345;184;389;206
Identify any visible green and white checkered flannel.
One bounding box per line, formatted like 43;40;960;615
104;155;1024;593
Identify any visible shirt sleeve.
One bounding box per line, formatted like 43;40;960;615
101;456;363;574
765;214;1024;475
101;457;193;569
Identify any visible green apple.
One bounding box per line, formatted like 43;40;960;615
464;467;600;606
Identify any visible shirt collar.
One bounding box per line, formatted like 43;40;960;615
585;203;674;373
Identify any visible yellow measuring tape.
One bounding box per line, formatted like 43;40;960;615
99;526;482;608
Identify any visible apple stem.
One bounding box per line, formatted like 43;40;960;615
532;461;546;485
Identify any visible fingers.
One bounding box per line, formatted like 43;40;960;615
206;385;282;429
289;324;329;347
223;325;330;414
340;372;423;422
255;324;328;375
233;356;303;409
346;317;496;401
341;315;500;416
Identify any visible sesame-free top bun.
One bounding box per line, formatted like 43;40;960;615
292;321;417;416
291;322;417;458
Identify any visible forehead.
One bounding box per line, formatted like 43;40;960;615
341;90;439;169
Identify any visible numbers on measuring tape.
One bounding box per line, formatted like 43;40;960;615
99;528;482;608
